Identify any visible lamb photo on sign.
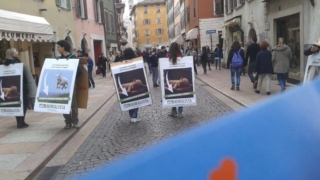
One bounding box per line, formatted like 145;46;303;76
0;75;22;107
37;69;73;104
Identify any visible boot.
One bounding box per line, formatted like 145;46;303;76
231;85;235;90
16;118;28;129
169;109;178;116
64;123;72;129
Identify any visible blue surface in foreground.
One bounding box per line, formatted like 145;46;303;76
78;78;320;180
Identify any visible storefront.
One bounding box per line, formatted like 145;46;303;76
0;9;54;83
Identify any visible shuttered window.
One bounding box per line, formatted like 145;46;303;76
56;0;71;10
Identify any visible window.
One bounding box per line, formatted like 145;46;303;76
157;18;162;24
158;38;162;43
56;0;70;10
193;0;196;18
110;14;115;32
156;6;161;13
174;5;180;18
105;12;110;31
146;38;150;44
145;29;150;36
225;0;229;13
214;0;224;15
186;6;190;23
156;28;163;35
94;0;104;23
144;6;148;14
233;0;237;8
143;19;150;25
76;0;88;19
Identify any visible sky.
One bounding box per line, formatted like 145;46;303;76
123;0;145;19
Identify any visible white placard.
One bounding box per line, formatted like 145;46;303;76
34;58;79;114
159;56;196;108
0;63;24;116
111;60;152;111
303;53;320;84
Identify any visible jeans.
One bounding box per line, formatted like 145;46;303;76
277;73;286;89
215;58;221;69
230;67;242;87
63;86;79;124
129;108;139;118
248;62;259;83
172;107;183;114
148;63;152;73
194;60;198;75
257;74;271;92
151;67;158;85
202;62;207;74
207;61;211;69
88;69;95;87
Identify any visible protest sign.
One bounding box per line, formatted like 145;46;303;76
34;58;79;114
159;56;196;108
111;58;152;111
0;63;24;116
303;52;320;84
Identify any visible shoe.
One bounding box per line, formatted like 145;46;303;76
64;123;72;129
255;90;260;94
219;68;221;70
176;113;183;118
169;110;178;116
130;118;136;123
253;81;258;89
93;85;95;88
236;87;240;91
231;85;235;90
72;122;79;128
135;118;141;122
209;68;211;70
153;84;159;87
267;92;271;95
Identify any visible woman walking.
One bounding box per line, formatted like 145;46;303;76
201;46;208;74
3;48;36;128
206;46;212;70
123;47;140;123
187;47;198;75
167;42;184;118
272;38;292;91
254;41;274;95
213;44;223;70
98;53;107;77
227;41;246;91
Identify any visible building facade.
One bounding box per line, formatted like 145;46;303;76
74;0;107;75
130;0;168;51
0;0;78;79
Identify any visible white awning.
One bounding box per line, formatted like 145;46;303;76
186;28;198;40
171;35;184;44
0;9;54;42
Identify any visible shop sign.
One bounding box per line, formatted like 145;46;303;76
1;31;36;39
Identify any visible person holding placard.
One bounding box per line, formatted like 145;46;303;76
56;40;82;129
3;48;36;128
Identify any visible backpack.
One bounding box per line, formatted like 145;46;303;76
231;48;243;68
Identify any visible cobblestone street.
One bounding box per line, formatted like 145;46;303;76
49;77;235;180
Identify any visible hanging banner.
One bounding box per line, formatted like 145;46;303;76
303;52;320;84
111;58;152;111
0;63;24;116
34;58;79;114
159;56;196;108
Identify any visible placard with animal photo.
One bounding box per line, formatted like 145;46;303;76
0;63;24;116
34;58;79;114
159;56;196;108
111;59;152;111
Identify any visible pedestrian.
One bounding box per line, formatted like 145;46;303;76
227;41;246;91
167;42;184;118
2;48;36;128
157;46;167;58
213;44;223;70
253;41;273;95
206;46;212;70
186;46;198;75
149;49;159;87
84;53;95;89
272;37;292;91
246;37;261;89
76;50;82;57
303;37;320;82
108;51;115;71
123;47;141;123
201;46;208;74
114;51;123;63
147;50;153;74
98;53;107;77
56;40;82;129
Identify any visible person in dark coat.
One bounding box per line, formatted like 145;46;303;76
201;46;208;74
149;49;159;87
246;37;261;88
114;51;123;62
254;41;273;95
227;41;246;91
98;53;107;77
213;44;223;70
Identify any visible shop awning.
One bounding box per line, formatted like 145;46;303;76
0;9;54;42
171;35;184;44
186;28;198;40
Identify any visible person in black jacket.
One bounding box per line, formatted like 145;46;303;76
254;41;273;95
114;51;123;63
149;49;159;87
98;53;107;77
227;41;246;91
157;46;167;58
201;46;208;74
57;40;82;129
246;37;261;89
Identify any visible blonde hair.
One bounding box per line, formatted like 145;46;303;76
5;48;17;59
278;38;284;47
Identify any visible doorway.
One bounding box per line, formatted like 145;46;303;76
93;40;102;74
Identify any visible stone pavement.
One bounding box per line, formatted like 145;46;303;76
0;75;115;180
